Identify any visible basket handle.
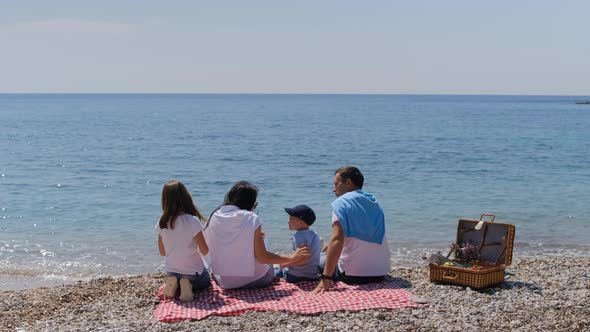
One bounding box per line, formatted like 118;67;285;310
480;213;496;222
442;271;459;280
476;213;495;230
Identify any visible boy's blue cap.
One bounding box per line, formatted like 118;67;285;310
284;204;316;226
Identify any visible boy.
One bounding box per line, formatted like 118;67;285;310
275;205;321;283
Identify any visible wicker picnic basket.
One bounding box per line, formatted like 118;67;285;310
429;213;515;289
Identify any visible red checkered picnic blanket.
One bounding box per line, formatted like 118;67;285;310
153;278;424;322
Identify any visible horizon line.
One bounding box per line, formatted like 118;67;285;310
0;92;589;97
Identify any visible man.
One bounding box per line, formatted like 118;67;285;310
313;166;391;294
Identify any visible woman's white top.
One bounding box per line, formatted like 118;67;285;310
204;205;271;289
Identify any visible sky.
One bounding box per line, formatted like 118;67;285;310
0;0;589;95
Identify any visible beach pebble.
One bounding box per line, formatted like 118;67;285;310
373;312;386;320
411;309;424;318
410;295;430;304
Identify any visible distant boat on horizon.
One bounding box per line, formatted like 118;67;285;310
575;101;590;105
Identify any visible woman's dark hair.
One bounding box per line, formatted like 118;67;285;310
224;181;258;211
158;180;204;229
205;181;259;229
335;166;364;189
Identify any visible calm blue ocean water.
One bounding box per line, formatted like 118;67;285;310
1;94;589;290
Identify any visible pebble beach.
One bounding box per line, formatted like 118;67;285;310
2;256;588;331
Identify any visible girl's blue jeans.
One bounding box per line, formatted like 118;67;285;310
166;269;211;291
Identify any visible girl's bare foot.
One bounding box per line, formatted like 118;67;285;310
178;278;194;302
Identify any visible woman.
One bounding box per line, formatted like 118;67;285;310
204;181;310;289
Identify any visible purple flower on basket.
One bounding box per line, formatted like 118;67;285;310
451;240;479;261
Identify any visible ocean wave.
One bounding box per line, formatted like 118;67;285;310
0;265;93;280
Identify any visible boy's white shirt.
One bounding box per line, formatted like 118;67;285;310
156;214;206;275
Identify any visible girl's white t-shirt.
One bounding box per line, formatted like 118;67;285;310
156;214;206;275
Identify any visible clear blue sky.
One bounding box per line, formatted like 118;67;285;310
1;0;589;95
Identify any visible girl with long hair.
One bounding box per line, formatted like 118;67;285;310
156;180;210;302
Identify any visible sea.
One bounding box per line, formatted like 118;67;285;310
1;94;589;290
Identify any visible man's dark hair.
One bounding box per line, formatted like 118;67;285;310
224;181;258;211
335;166;364;189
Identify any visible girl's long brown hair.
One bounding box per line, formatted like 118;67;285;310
158;180;204;229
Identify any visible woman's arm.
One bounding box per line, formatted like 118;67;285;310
158;235;166;256
281;241;311;267
253;227;310;265
194;231;209;256
281;255;308;268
